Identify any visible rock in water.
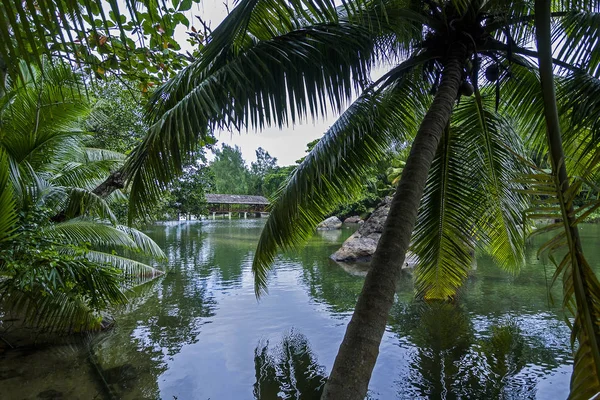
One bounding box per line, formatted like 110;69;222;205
331;197;417;268
316;216;342;230
343;215;362;224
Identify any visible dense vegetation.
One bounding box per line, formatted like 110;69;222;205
0;62;164;332
1;0;600;399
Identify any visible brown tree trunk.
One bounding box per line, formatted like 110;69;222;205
321;43;468;400
92;169;128;197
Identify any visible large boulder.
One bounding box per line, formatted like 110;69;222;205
317;216;342;230
331;197;417;268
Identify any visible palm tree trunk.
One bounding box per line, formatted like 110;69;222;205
92;170;127;197
534;0;600;392
322;43;468;400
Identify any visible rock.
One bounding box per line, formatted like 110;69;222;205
331;197;418;268
331;231;379;262
343;215;362;224
316;216;342;230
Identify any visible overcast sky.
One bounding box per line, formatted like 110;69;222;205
172;0;346;166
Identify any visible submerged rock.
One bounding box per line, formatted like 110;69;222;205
331;197;417;268
317;216;342;230
343;215;362;224
315;228;343;243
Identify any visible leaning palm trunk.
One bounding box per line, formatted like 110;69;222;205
534;1;600;397
322;43;468;400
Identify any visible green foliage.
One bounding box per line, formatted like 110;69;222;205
85;79;148;154
263;165;296;200
167;162;214;218
0;0;204;86
249;147;278;196
210;144;250;195
0;149;16;242
0;60;164;332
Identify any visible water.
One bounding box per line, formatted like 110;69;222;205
3;220;600;399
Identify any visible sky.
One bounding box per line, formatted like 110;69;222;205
172;0;345;166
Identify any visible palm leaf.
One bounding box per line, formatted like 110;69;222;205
411;122;480;299
459;89;528;270
253;73;429;296
0;148;16;241
45;219;166;260
412;92;529;299
125;0;429;222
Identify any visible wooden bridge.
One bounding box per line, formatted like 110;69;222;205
205;194;270;218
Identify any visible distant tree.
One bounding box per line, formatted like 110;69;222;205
294;139;321;164
210;144;249;194
249;148;278;195
170;163;214;219
263;166;296;200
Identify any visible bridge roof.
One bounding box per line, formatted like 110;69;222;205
205;194;269;205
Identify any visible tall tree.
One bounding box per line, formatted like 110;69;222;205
534;0;600;396
210;144;250;195
169;162;213;218
86;79;148;154
249;147;278;195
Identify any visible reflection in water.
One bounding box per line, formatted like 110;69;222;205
391;302;565;399
408;303;474;399
253;330;326;399
2;220;596;399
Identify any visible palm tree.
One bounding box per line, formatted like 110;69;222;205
127;1;600;397
0;61;165;332
533;0;600;396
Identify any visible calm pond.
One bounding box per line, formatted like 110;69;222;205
3;219;600;399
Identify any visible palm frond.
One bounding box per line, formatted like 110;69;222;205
0;148;16;241
521;165;600;398
411;123;480;299
412;91;529;299
124;0;430;222
252;73;429;296
82;250;162;281
51;147;125;189
115;225;167;260
557;72;600;177
45;219;166;260
1;61;88;172
64;187;118;223
552;11;600;77
459;89;528;270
